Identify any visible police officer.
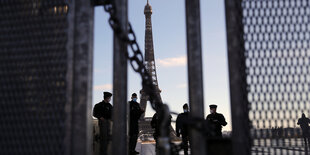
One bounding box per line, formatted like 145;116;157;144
176;103;189;155
297;113;310;150
93;92;113;155
206;104;227;138
129;93;145;155
151;112;160;143
151;111;172;153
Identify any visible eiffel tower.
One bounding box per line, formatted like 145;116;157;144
139;0;162;117
138;0;179;142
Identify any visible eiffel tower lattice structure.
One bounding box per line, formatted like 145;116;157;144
139;0;162;115
138;0;179;142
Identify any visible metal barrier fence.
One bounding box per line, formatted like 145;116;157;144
226;0;310;154
0;0;94;154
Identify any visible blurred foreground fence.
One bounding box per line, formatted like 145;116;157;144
226;0;310;154
0;0;94;154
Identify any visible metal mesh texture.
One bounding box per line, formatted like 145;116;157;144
242;0;310;154
0;0;69;154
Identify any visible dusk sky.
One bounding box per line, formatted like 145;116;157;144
92;0;231;131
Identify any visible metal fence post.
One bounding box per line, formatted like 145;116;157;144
185;0;207;154
112;0;128;154
224;0;251;155
69;0;95;154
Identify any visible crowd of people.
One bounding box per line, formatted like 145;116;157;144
93;91;228;155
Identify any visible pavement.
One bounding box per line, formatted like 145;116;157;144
135;140;189;155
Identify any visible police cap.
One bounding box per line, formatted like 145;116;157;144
104;92;112;99
183;103;188;109
209;104;217;109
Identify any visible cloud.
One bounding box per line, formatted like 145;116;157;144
94;69;103;73
94;67;113;74
157;56;187;67
94;84;112;91
177;83;187;88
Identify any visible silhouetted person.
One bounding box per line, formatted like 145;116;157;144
206;104;227;138
151;111;172;153
93;92;113;155
176;103;190;155
129;93;145;155
297;113;310;151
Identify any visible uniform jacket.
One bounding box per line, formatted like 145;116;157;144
129;100;144;135
176;112;189;137
206;113;227;135
93;100;113;120
151;113;172;139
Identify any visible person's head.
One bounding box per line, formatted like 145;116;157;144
183;103;189;113
131;93;138;102
209;104;217;114
103;92;112;102
302;113;306;118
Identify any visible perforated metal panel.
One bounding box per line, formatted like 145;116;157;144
242;0;310;154
0;0;94;154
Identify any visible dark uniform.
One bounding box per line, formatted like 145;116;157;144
151;113;160;140
129;100;144;154
151;112;172;152
297;114;310;150
93;100;113;155
206;112;227;138
176;112;189;155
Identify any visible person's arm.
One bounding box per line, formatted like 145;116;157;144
139;106;145;116
131;103;143;120
151;114;157;128
93;104;100;119
297;119;300;125
109;105;113;120
176;115;181;137
136;104;145;118
93;104;105;121
220;114;227;126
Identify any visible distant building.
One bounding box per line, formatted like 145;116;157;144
138;117;180;142
138;117;155;141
